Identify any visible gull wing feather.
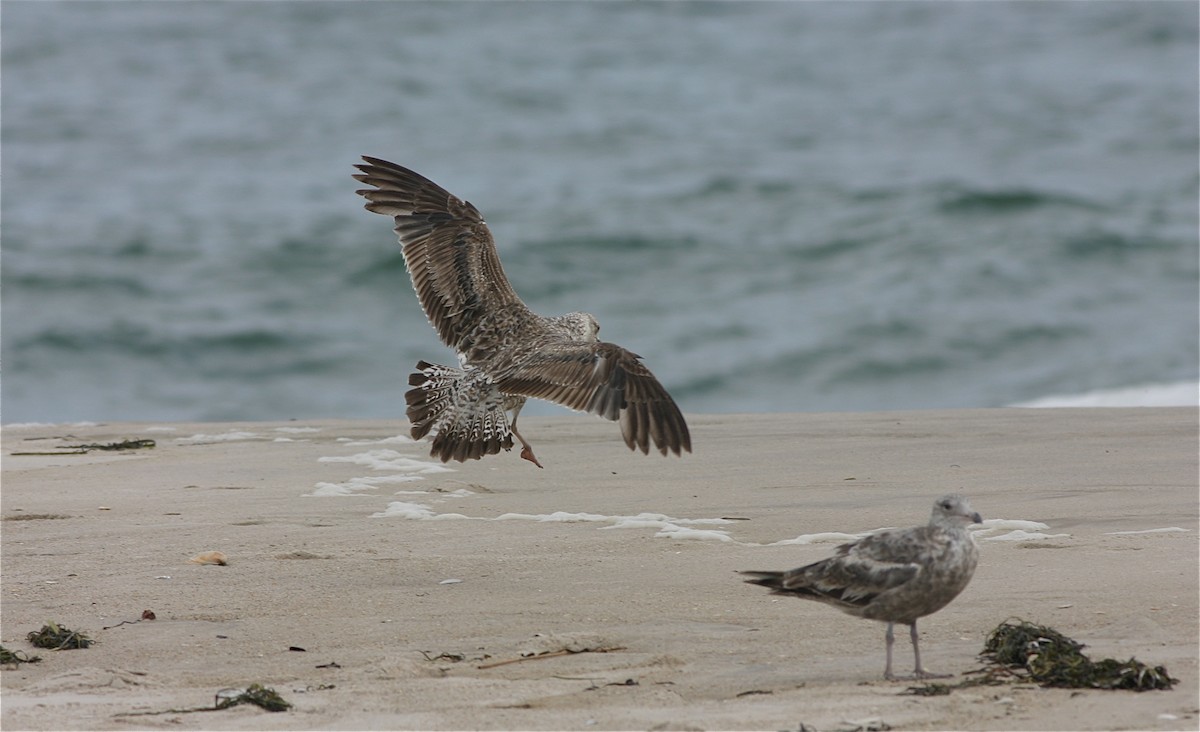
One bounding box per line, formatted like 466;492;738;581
353;157;529;351
769;529;927;609
496;340;691;456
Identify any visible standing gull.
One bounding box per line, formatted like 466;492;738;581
353;157;690;467
741;494;981;680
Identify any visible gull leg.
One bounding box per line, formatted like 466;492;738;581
910;621;950;679
883;622;896;680
509;400;543;469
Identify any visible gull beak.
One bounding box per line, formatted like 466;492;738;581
969;511;983;525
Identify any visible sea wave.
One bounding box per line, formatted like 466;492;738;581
1009;381;1199;408
1;1;1196;422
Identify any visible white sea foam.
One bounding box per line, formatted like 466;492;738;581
317;449;454;474
654;524;734;542
765;518;1065;546
1104;527;1189;535
972;519;1049;533
981;529;1071;541
970;519;1069;541
309;483;370;497
768;531;870;546
604;514;733;541
604;514;731;529
605;517;673;530
1010;380;1198;408
367;494;1063;548
491;511;732;530
307;474;425;497
371;501;471;520
495;511;612;523
341;435;418;446
310;447;453;497
274;426;322;433
174;431;264;444
381;504;738;543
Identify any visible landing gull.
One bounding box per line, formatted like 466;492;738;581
742;494;981;680
353;157;691;468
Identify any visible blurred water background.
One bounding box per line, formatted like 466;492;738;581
3;1;1197;424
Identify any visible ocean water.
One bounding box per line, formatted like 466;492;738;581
2;1;1197;423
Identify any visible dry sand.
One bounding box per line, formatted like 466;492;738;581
2;408;1197;731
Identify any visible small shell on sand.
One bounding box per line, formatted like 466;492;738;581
190;550;228;566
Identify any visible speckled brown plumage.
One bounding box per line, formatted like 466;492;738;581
742;495;982;680
353;157;690;467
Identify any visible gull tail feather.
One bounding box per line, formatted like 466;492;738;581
739;570;787;589
405;361;514;463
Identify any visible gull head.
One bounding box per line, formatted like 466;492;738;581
554;312;601;343
930;494;983;528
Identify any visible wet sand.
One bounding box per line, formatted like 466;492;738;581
2;408;1197;731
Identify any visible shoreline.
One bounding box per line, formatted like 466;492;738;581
3;408;1197;730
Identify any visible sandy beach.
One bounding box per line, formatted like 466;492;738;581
2;408;1197;731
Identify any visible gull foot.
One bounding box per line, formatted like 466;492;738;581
520;445;544;468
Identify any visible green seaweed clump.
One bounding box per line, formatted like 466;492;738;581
216;683;291;712
26;621;93;650
982;619;1176;691
1;645;42;665
900;682;953;696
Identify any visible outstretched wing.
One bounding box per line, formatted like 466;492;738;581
353;157;529;351
496;340;691;457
